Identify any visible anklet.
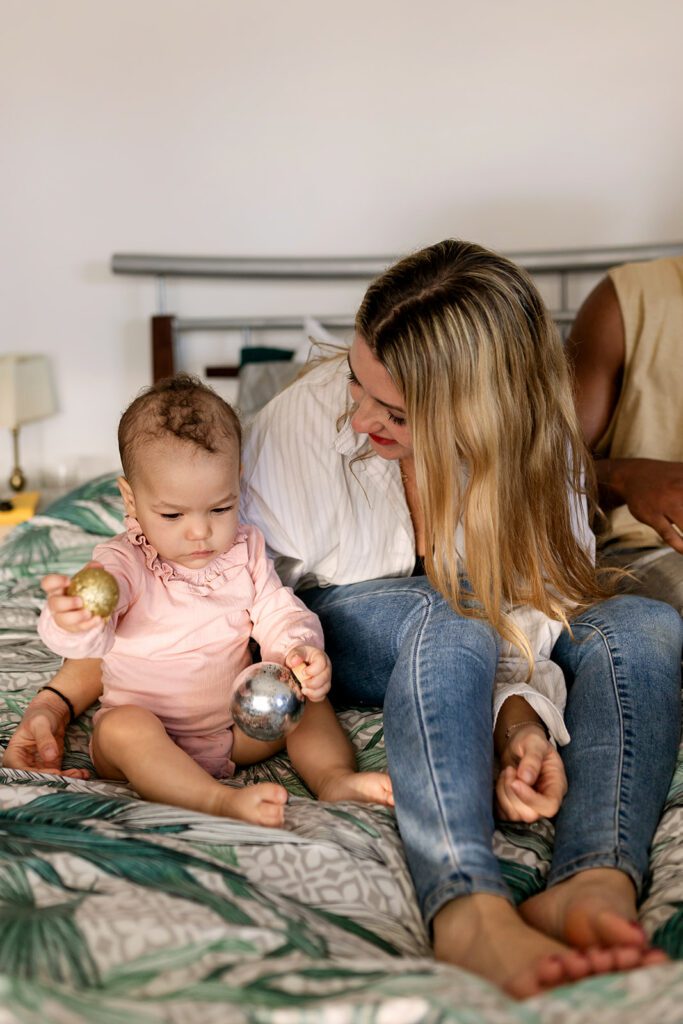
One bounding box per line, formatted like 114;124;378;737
40;685;76;724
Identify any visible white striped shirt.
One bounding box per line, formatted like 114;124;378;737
241;355;592;745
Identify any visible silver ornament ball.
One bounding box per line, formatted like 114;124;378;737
231;661;305;742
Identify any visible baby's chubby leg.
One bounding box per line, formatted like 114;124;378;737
286;698;393;806
92;706;287;826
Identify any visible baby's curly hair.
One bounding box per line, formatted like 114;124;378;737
118;373;241;482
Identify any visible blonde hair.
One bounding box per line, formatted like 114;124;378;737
355;239;613;665
118;373;241;483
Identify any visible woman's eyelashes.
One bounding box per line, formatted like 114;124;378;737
346;369;406;427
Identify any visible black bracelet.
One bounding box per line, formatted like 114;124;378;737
40;685;76;724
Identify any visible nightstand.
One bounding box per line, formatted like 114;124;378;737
0;491;40;541
0;488;65;542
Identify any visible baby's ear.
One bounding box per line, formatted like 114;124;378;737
117;476;136;517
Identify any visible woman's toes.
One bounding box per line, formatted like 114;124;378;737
585;947;617;974
535;954;566;987
506;967;544;999
612;946;646;971
643;948;669;966
561;950;592;981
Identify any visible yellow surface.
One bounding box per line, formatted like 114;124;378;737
0;490;39;525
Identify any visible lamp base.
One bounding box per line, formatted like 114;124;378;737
9;427;25;491
9;467;26;492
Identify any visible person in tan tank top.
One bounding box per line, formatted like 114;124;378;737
567;255;683;615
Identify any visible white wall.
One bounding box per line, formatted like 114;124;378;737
2;0;683;487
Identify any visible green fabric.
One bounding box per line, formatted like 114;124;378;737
0;475;681;1022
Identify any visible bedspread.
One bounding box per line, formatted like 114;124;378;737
0;475;682;1024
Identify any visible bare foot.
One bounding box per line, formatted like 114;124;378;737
33;766;92;779
520;868;667;963
317;769;394;806
433;893;664;999
212;782;288;827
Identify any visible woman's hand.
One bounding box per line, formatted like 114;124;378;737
3;658;102;777
495;723;567;823
285;645;332;701
2;690;90;778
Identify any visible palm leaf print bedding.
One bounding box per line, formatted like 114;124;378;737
1;474;682;1023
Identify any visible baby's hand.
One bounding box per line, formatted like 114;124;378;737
285;645;331;702
495;723;568;823
41;562;104;634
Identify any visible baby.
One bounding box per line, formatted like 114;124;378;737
38;374;393;826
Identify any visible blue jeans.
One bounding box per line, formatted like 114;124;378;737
302;578;683;925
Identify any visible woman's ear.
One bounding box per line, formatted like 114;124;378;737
117;476;137;518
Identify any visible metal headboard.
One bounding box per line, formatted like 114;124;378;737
111;244;683;382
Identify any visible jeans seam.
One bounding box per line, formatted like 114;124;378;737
408;591;462;873
310;582;435;610
566;616;626;868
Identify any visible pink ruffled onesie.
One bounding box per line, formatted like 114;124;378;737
37;517;324;777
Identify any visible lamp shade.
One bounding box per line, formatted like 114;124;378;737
0;355;57;429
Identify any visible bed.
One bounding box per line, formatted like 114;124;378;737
1;244;683;1024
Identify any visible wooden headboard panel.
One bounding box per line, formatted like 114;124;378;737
110;245;683;383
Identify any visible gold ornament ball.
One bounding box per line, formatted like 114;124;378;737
67;567;119;619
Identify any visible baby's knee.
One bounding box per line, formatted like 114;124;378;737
95;705;163;750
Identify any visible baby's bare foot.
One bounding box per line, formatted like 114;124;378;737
520;868;667;962
434;893;665;1000
213;782;288;827
317;769;394;806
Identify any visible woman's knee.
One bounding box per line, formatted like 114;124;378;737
567;596;682;718
629;595;683;649
403;588;499;661
585;594;683;658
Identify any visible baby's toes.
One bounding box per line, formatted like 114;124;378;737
258;801;286;828
257;783;288;805
367;772;394;806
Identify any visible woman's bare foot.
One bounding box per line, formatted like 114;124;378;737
433;893;663;999
212;782;288;827
33;766;92;779
520;868;667;963
60;767;92;779
317;769;394;806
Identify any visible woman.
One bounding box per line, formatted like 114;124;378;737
6;240;682;998
240;239;682;993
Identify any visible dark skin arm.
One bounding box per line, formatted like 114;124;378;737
567;275;683;553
